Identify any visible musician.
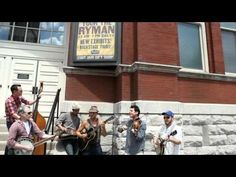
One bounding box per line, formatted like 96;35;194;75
118;105;146;155
6;105;54;155
55;102;81;155
5;84;41;155
5;84;41;130
152;110;183;155
76;106;107;155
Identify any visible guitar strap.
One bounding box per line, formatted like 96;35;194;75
87;119;100;143
166;121;176;136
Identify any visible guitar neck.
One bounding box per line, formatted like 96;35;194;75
103;115;115;124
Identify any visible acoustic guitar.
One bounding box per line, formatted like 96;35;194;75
159;130;177;155
79;115;116;152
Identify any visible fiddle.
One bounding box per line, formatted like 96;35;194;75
117;118;141;134
132;118;141;131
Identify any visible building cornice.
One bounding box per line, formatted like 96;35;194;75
115;62;181;75
178;70;236;82
63;66;115;77
63;62;236;82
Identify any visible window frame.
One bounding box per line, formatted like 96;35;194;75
220;23;236;76
0;22;65;46
178;22;209;73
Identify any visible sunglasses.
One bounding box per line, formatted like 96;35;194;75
164;116;170;119
26;112;32;115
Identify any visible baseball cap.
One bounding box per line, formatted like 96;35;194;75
161;110;174;117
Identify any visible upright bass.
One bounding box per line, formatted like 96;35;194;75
32;81;47;155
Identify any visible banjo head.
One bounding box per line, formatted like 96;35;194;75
14;137;34;155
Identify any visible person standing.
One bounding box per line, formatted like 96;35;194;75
152;110;183;155
76;106;107;155
5;84;40;130
118;105;146;155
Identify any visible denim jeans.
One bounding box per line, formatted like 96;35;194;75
61;139;80;155
81;142;103;155
125;149;145;155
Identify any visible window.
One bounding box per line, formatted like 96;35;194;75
221;22;236;74
0;22;65;46
177;22;209;72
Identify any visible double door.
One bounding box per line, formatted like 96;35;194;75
0;57;63;118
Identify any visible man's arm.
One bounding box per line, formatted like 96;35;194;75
55;113;67;131
28;96;40;105
11;113;21;120
168;136;181;144
169;127;182;145
99;119;107;137
76;121;88;140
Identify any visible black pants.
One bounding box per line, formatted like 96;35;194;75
81;142;103;155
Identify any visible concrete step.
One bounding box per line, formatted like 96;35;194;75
0;118;6;124
0;124;7;132
0;141;6;151
0;132;8;142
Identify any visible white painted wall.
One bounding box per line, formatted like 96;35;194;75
0;23;70;118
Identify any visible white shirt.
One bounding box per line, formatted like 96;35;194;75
23;121;31;135
159;122;183;155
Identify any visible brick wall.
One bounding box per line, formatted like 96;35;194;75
65;74;115;102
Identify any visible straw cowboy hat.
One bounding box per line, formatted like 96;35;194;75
89;106;99;113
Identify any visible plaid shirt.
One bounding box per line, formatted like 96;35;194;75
5;95;29;123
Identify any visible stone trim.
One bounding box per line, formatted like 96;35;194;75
178;70;236;82
63;66;115;77
63;61;236;82
61;100;236;115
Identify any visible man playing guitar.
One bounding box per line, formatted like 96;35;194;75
76;106;107;155
55;102;81;155
152;110;182;155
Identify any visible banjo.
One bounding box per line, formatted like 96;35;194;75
14;131;62;155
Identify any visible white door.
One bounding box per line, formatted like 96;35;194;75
8;58;62;118
0;56;13;117
0;57;6;117
37;60;62;117
8;59;38;102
